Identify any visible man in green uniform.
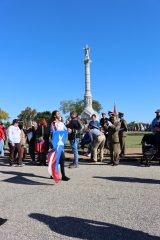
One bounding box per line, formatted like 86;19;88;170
118;112;128;157
107;114;120;166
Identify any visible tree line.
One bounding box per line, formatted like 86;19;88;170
1;100;150;129
0;99;102;127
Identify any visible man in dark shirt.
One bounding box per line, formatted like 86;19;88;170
100;113;109;128
66;111;82;168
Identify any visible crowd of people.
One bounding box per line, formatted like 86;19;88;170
128;123;150;132
79;111;128;166
0;110;128;168
0;108;160;181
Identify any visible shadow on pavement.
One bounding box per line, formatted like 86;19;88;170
93;176;160;184
0;218;7;226
0;170;53;185
65;149;143;167
0;156;33;167
29;213;159;240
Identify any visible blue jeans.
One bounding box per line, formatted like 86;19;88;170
70;138;79;165
0;139;4;157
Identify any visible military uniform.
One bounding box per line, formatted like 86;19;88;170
107;118;120;165
118;112;128;156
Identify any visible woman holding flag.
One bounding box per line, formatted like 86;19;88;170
48;110;70;182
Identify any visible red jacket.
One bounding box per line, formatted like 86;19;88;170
0;125;5;140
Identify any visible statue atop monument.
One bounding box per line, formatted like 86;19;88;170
84;45;90;61
81;45;95;120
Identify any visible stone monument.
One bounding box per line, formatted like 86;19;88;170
81;45;95;119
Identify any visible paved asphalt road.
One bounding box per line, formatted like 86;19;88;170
0;149;160;240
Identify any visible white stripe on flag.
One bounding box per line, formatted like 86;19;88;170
48;151;55;176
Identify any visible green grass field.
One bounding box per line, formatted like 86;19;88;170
66;132;150;149
126;132;150;148
65;132;150;148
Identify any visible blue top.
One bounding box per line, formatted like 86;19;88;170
151;117;160;134
89;120;100;128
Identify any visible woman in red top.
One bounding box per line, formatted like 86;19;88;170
35;118;49;166
0;122;5;157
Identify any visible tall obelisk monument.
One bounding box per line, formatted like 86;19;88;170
81;45;95;119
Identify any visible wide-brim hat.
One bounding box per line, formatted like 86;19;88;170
118;112;124;116
155;109;160;113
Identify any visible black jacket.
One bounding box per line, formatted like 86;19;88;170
66;118;82;140
26;126;36;144
35;125;50;142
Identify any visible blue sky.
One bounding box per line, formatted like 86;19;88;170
0;0;160;123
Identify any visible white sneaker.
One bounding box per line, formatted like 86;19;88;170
87;153;91;157
18;163;25;167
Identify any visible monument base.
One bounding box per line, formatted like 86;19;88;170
81;107;96;120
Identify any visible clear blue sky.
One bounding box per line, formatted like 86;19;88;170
0;0;160;123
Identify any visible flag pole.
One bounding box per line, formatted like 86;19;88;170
113;101;117;115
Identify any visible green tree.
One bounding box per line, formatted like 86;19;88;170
4;121;11;128
34;111;52;124
17;107;37;127
92;100;102;113
0;108;9;121
59;99;102;116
